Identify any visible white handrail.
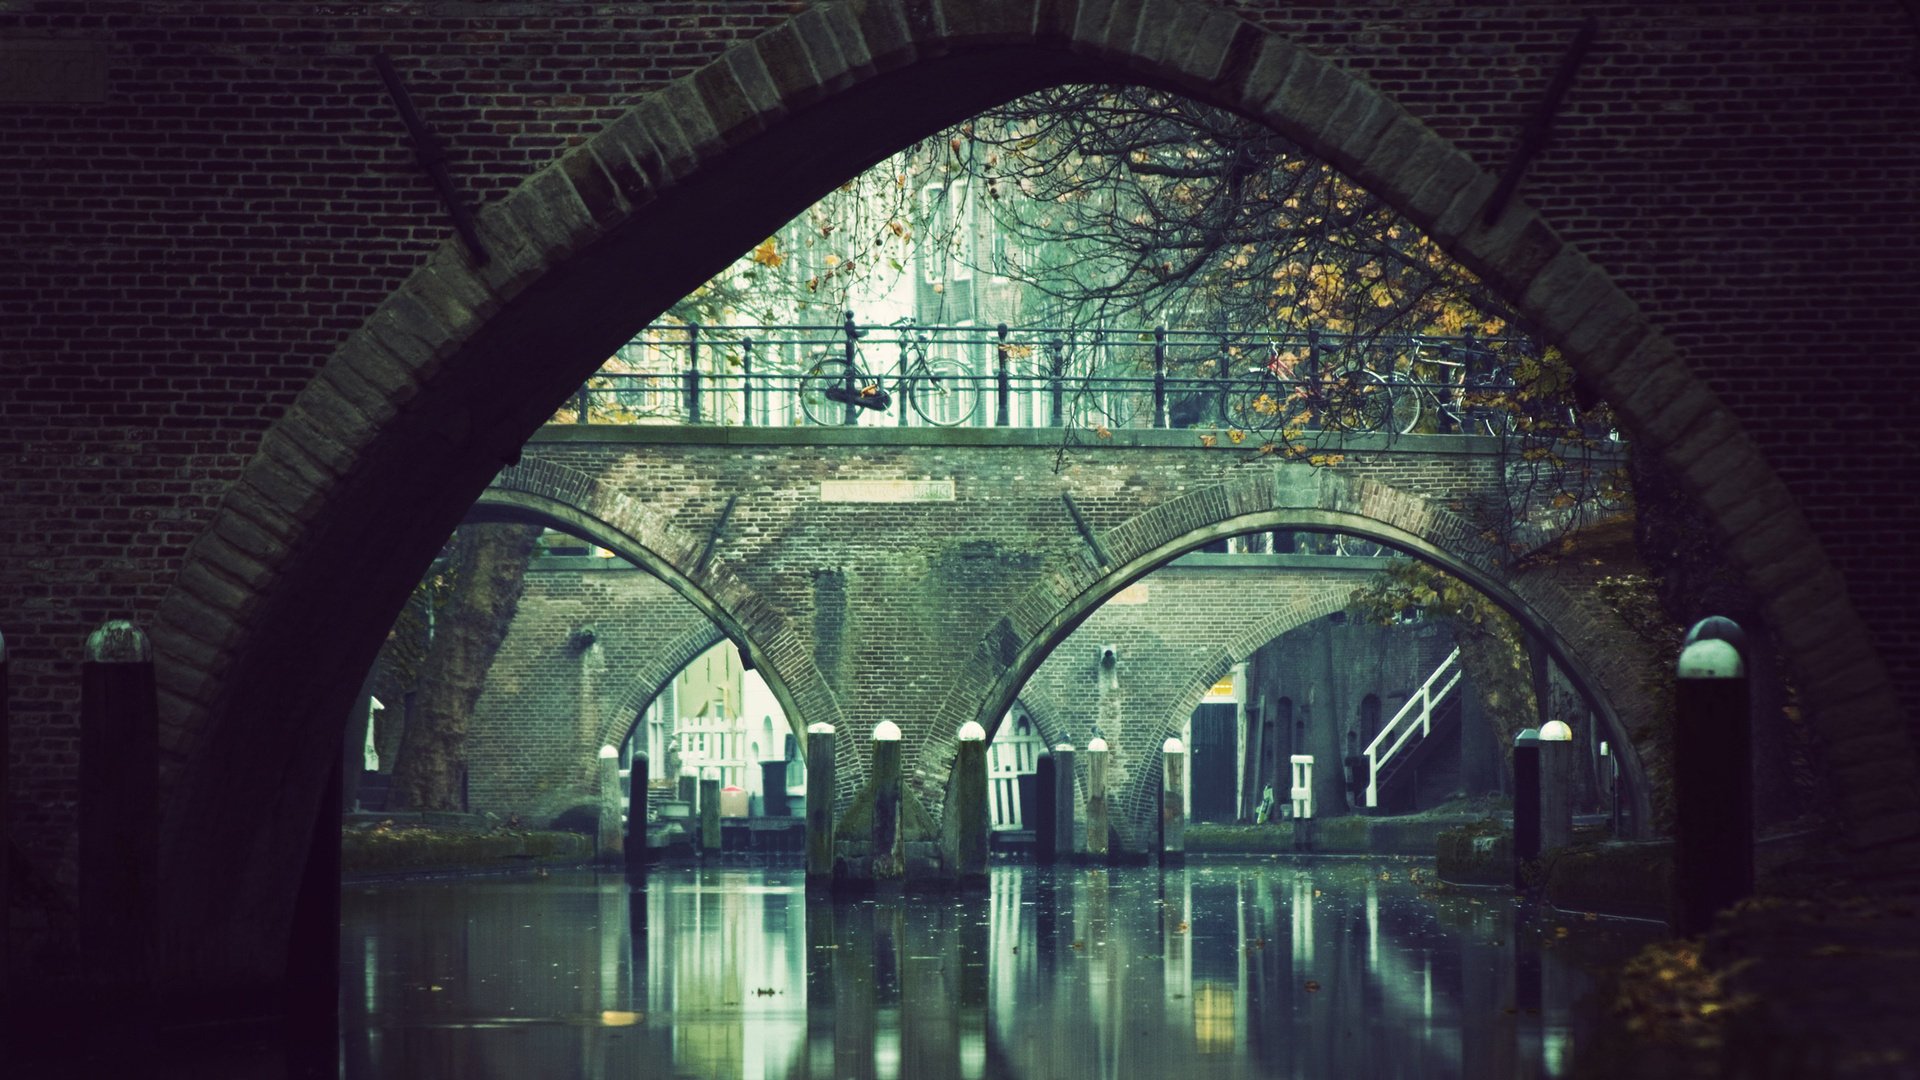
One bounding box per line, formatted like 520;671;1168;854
1364;648;1463;808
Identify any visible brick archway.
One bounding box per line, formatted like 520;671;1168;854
932;464;1657;844
469;462;847;748
144;0;1912;995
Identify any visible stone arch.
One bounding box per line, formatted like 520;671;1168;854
466;463;847;749
144;0;1911;992
936;464;1656;842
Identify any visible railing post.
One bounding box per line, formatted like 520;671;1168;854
740;336;754;426
1152;326;1168;428
575;382;592;424
897;329;911;427
1048;338;1065;428
1304;329;1322;431
842;309;861;426
995;323;1012;427
684;322;702;424
1216;336;1232;427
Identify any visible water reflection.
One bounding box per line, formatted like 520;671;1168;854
341;861;1656;1078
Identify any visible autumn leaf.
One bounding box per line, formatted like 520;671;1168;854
750;237;783;268
1199;434;1217;447
1093;424;1112;439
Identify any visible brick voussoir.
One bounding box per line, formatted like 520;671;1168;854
825;1;887;76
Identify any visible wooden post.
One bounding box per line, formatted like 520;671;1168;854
1537;721;1574;854
597;745;623;863
1085;736;1109;861
871;721;904;882
1674;618;1753;935
951;721;989;888
80;620;157;994
1050;743;1075;864
699;773;721;854
1513;729;1541;889
1161;737;1185;862
806;723;836;887
625;752;649;880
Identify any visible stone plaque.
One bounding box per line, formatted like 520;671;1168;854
0;40;110;103
1107;581;1150;605
818;478;955;503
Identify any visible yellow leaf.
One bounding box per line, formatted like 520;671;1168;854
751;237;784;268
1199;434;1218;447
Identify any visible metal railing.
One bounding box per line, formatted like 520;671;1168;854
561;313;1581;435
1363;647;1463;808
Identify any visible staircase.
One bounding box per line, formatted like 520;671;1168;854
1364;647;1463;809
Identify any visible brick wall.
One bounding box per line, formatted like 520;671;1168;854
3;0;1917;991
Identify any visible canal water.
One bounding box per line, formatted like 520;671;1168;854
341;860;1657;1078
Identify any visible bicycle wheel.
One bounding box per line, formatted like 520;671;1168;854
907;355;979;426
799;357;863;426
1341;368;1417;434
1333;533;1386;558
1226;372;1303;433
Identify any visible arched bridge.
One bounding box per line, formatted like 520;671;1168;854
473;421;1648;846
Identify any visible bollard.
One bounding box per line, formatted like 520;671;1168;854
1086;736;1109;861
1537;721;1574;854
1290;754;1315;850
951;721;989;887
872;721;904;881
699;772;721;854
597;746;624;862
1033;754;1059;862
625;752;649;877
1600;741;1622;836
806;723;836;886
1512;728;1541;889
1;628;8;992
1051;743;1076;864
80;620;158;992
1674;618;1752;936
761;758;789;818
1161;737;1185;862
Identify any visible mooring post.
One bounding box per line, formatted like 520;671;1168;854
1601;740;1622;836
699;770;721;855
80;620;157;994
1033;753;1058;862
1537;721;1574;854
872;721;904;882
1086;736;1110;861
952;721;989;888
806;722;836;887
1050;742;1075;864
1674;617;1752;936
1161;737;1186;863
1290;754;1315;851
1512;728;1542;889
597;745;623;864
625;752;649;879
1;628;8;994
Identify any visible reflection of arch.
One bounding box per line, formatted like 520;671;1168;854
143;1;1910;992
941;471;1656;841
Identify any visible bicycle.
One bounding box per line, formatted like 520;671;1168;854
1371;340;1520;437
1222;341;1398;434
796;317;979;426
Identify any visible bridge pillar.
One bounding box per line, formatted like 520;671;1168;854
805;723;836;888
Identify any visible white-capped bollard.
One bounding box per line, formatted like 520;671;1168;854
806;722;836;886
1161;737;1186;861
949;721;989;886
597;745;623;862
1538;720;1574;854
1086;736;1109;861
1674;617;1752;935
872;721;904;881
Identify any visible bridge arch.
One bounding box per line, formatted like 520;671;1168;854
468;462;848;750
144;0;1910;992
928;464;1656;845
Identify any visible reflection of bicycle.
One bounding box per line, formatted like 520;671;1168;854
1223;343;1397;433
797;318;977;426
